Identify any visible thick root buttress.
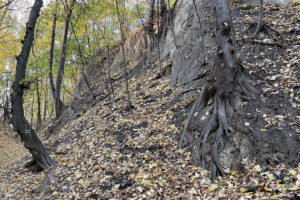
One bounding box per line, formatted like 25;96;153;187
179;66;257;180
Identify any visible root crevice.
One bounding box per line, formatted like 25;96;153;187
179;66;257;179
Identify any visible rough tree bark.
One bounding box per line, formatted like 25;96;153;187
48;0;64;111
115;0;133;109
3;78;10;124
10;0;53;170
160;0;167;16
55;0;75;118
192;0;206;64
158;0;167;39
147;0;156;52
157;0;162;76
179;0;257;180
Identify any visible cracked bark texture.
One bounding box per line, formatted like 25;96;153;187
171;0;257;179
11;0;53;170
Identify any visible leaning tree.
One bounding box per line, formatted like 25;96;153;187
11;0;53;171
179;0;258;179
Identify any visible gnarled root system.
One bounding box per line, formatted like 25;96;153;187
179;66;257;180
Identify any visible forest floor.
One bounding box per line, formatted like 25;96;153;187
0;1;299;200
0;121;29;169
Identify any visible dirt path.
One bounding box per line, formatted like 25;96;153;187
0;121;29;169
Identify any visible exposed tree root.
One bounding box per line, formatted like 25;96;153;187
179;66;257;180
177;0;260;180
24;159;43;173
251;40;284;48
249;22;286;47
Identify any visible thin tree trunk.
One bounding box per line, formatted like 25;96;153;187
136;4;145;30
3;78;10;123
0;0;15;10
48;0;64;109
10;0;53;170
115;0;132;109
148;0;156;52
0;6;8;28
102;47;113;109
36;79;42;130
122;0;129;34
43;82;47;121
157;0;162;76
30;96;34;127
50;98;54;117
84;21;92;55
4;75;8;105
102;55;113;110
55;0;75;118
160;0;167;16
107;46;115;101
48;0;57;98
158;0;168;38
254;0;263;37
69;17;96;99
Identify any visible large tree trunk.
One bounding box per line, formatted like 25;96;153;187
179;0;257;180
10;0;53;170
48;0;64;110
55;0;75;118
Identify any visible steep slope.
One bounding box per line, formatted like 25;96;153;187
0;0;299;199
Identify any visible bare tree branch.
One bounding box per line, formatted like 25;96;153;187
0;0;15;10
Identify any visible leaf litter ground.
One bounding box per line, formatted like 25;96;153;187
0;1;300;199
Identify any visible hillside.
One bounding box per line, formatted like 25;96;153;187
0;0;299;199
